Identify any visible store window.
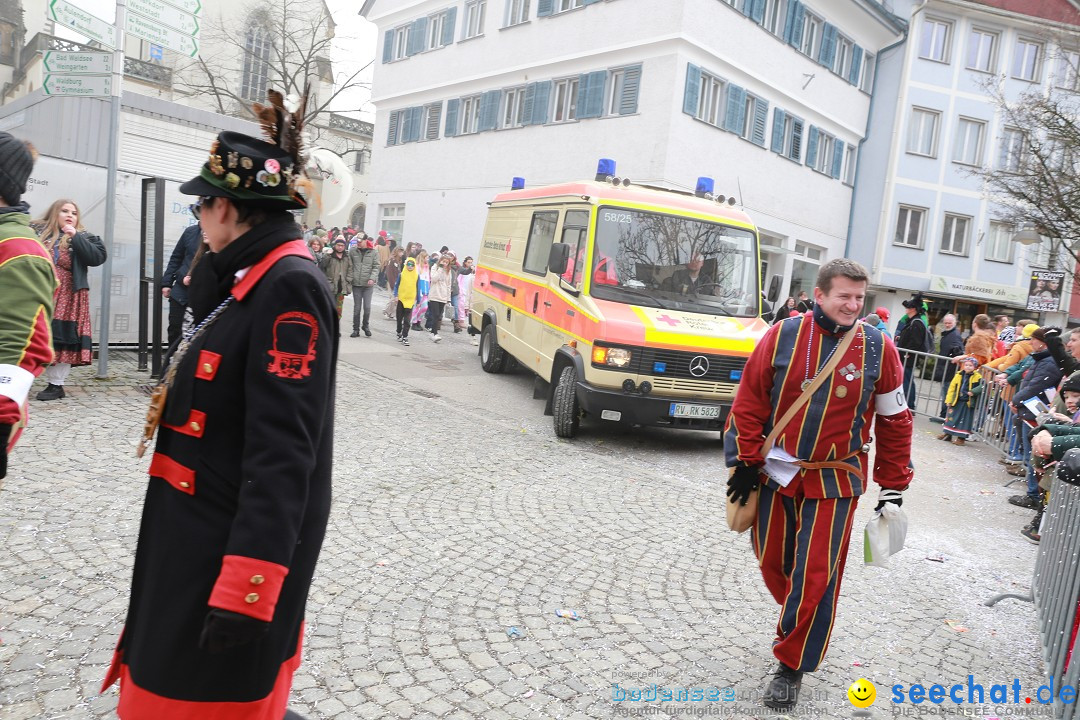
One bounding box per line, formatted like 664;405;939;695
790;242;823;299
380;204;405;242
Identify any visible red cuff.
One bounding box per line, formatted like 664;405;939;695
207;555;288;622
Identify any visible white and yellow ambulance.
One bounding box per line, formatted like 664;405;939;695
470;159;779;438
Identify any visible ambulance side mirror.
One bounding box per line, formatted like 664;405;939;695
548;243;570;276
767;274;782;303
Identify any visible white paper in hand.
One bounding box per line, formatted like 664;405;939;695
763;446;800;488
864;503;908;568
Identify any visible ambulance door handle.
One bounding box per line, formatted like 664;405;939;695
543;301;552;308
532;293;539;313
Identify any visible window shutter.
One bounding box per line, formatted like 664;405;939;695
410;107;425;142
790;118;803;161
442;8;457;45
806;126;820;167
521;83;536;126
577;70;606;119
619;64;642;115
400;108;414;142
479;90;501;131
749;0;765;24
426;103;442;140
787;1;804;48
444;99;460;137
771;109;786;153
382;29;394;63
408;18;428;55
751;97;769;146
849;45;863;85
831;139;844;178
538;0;554;16
531;81;552;125
818;23;837;67
740;0;752;16
387;110;400;145
723;84;746;133
683;63;702;116
583;0;602;5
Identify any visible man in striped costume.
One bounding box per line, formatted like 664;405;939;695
724;259;913;709
0;133;56;481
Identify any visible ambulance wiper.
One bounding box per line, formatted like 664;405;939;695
609;285;673;310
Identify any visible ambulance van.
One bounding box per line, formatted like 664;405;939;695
470;159;779;438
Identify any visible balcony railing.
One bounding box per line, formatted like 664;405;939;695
328;112;372;139
124;56;172;88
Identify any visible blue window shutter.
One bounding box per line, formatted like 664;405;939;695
831;139;844;178
387;110;400;145
619;65;642;115
818;24;837;67
789;118;804;161
382;30;394;63
806;126;819;167
538;0;554;16
442;8;457;45
411;106;424;141
787;2;804;48
683;63;702;116
445;99;460;137
409;18;428;55
849;45;863;85
532;81;552;124
583;0;602;5
750;0;765;24
723;84;746;133
425;103;442;140
740;0;752;16
770;109;786;153
578;71;606;119
479;90;501;131
751;97;769;146
521;83;536;126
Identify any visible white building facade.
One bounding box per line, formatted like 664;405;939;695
362;0;903;293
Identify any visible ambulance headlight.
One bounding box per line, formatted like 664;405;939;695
591;346;633;368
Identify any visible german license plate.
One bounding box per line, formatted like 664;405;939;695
669;403;721;419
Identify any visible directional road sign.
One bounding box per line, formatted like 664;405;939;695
48;0;116;49
127;0;199;35
43;51;113;75
159;0;201;15
125;12;199;56
44;74;113;97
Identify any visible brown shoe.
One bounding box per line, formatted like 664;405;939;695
936;433;950;441
954;437;966;446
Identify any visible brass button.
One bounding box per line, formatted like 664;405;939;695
179;481;191;488
202;363;213;374
245;593;260;603
190;421;201;432
250;575;265;585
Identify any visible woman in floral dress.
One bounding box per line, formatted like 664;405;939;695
33;199;106;400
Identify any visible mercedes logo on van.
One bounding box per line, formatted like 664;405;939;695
689;355;710;377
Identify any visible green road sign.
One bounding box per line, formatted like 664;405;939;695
44;74;113;97
48;0;116;49
43;51;113;74
127;0;199;35
125;12;199;57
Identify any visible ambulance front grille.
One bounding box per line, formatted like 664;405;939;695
649;378;737;395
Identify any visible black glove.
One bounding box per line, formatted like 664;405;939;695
726;464;760;506
874;488;904;513
198;608;270;654
0;424;9;480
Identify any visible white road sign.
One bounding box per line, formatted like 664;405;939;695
48;0;115;49
44;74;113;97
125;12;199;57
159;0;201;15
43;51;113;75
127;0;199;35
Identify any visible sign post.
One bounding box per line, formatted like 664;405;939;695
97;0;125;378
48;0;116;48
43;74;112;96
43;50;113;74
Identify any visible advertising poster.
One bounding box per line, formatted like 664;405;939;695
1026;271;1065;312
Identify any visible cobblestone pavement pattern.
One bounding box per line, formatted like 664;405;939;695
0;296;1046;718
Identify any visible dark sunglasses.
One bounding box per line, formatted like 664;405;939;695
190;196;213;220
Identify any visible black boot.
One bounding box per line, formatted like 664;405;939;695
36;384;65;401
762;663;803;709
349;330;360;337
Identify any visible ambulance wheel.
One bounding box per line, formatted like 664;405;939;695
480;323;509;373
553;365;581;438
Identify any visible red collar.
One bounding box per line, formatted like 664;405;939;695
232;240;311;301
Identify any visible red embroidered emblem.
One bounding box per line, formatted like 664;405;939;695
266;311;318;379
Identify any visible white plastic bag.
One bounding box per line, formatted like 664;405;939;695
864;503;908;567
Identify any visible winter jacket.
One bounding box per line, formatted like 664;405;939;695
318;252;352;295
348;246;380;287
945;370;983;407
985;339;1033;372
161;224;202;305
34;226;106;292
896;315;931;354
1014;349;1063;406
429;265;453;303
938;327;964;359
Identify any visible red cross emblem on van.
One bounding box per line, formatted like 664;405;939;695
266;311;319;380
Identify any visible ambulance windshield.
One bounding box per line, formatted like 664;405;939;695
588;207;759;317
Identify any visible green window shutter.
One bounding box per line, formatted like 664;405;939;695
619;65;642;115
538;0;554;16
442;8;457;45
818;24;837;67
408;18;428;55
426;103;442;140
683;63;702;116
831;139;844;179
387;110;400;145
849;46;863;85
806;126;820;167
578;71;606;119
532;81;552;125
444;99;460;137
382;30;394;63
479;90;501;131
751;97;769;146
786;1;804;48
770;109;786;153
723;84;746;133
789;118;804;161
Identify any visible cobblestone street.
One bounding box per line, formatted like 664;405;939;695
0;308;1048;719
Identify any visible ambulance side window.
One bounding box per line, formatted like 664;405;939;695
523;211;558;276
560;210;589;290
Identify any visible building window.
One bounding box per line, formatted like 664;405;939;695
860;52;875;92
506;0;529;25
380;204;405;242
907;107;940;157
428;10;451;48
812;131;834;174
833;35;853;78
502;86;527;128
966;28;997;73
940;213;970;256
240;23;272;101
919;17;951;63
1056;49;1080;91
894;205;926;248
422;102;442;140
458;94;482;135
607;68;627;116
998;127;1025;172
986;221;1014;263
772;109;804;162
392;24;409;60
1029;236;1052;268
1012;38;1042;82
763;0;788;37
552;77;579;123
113;314;130;333
800;11;822;59
557;0;584;10
111;276;125;295
696;72;725;126
842;143;856;185
464;0;486;39
739;93;765;143
952;117;985;166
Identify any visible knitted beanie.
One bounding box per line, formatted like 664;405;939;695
0;133;35;204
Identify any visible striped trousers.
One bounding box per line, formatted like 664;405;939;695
751;482;859;673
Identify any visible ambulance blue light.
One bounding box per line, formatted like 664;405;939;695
653;361;667;373
511;177;525;190
596;158;616;181
695;177;715;198
730;369;742;381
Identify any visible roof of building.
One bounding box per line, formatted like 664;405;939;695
962;0;1080;25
